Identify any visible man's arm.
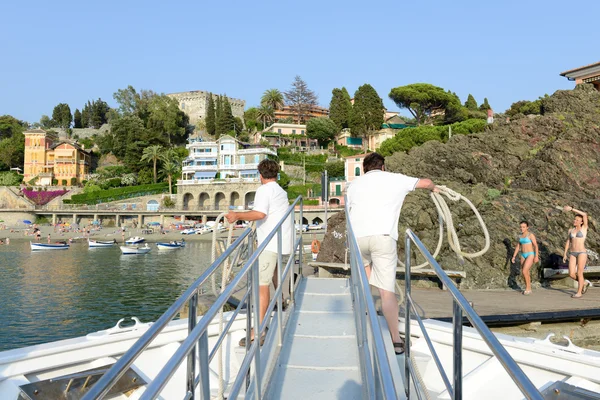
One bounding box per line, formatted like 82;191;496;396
226;210;266;223
415;178;438;192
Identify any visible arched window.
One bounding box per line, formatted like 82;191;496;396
355;167;360;176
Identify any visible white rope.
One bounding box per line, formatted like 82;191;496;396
394;185;490;304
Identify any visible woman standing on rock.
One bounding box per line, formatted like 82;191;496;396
511;221;539;295
562;206;591;298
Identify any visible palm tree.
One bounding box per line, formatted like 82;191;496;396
141;145;163;183
261;89;284;111
160;159;180;194
256;106;274;130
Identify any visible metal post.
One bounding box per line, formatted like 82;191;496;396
453;300;463;400
187;292;198;400
252;256;262;399
323;170;328;230
277;225;283;346
404;234;411;398
297;199;303;280
245;236;254;391
198;332;210;399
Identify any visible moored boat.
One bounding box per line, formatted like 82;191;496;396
119;244;151;254
156;241;185;250
30;241;69;251
124;236;145;244
88;239;117;248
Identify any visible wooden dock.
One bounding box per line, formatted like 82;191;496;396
409;286;600;326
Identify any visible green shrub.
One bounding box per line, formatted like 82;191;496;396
64;183;169;204
0;172;22;186
162;196;175;208
52;179;58;185
287;183;321;200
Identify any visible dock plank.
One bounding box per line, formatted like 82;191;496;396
410;286;600;325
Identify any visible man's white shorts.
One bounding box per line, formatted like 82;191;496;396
357;235;397;292
258;250;291;286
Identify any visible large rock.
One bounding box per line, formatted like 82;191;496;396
320;85;600;289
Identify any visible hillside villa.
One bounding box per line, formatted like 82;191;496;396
23;129;92;186
254;123;318;150
560;61;600;90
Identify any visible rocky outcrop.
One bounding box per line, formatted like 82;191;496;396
320;85;600;289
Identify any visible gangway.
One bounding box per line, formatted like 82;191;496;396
82;195;545;399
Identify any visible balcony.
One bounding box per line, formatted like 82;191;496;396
220;163;259;170
189;152;218;158
182;165;218;172
177;177;259;186
238;148;277;156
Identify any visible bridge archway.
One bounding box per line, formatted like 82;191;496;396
245;191;256;208
215;192;226;210
182;193;194;210
311;217;323;225
302;217;308;225
198;193;210;208
230;191;240;208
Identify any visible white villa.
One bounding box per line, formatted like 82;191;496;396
180;135;276;184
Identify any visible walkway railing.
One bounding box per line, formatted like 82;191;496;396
345;201;400;399
82;196;303;400
404;229;543;400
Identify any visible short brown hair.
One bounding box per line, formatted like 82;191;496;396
363;152;385;173
258;159;279;179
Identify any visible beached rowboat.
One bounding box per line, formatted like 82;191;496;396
30;242;69;251
156;241;185;250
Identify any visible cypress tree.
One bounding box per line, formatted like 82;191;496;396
205;93;216;135
464;94;478;110
215;95;224;137
73;109;82;128
222;97;235;133
329;87;353;130
350;84;384;141
479;97;491;111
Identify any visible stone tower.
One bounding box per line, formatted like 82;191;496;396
166;91;246;127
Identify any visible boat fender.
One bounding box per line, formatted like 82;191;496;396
86;317;150;339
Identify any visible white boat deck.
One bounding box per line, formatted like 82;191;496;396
267;277;363;399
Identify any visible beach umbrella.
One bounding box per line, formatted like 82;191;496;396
22;220;32;224
148;222;160;226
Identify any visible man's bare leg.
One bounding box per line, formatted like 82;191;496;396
250;285;270;340
379;287;402;344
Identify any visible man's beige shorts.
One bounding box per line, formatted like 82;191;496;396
357;235;397;292
258;250;291;286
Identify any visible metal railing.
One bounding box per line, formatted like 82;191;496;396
83;196;304;399
344;200;400;399
404;229;544;400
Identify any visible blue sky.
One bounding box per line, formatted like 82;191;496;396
1;0;598;123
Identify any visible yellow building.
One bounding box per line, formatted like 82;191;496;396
23;129;92;186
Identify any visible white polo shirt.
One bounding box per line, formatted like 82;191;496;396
253;181;293;254
347;170;419;241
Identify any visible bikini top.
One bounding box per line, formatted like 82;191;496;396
519;234;532;245
570;229;586;239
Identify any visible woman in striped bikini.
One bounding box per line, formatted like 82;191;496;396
511;221;539;295
563;206;591;298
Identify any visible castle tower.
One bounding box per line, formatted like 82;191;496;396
166;91;246;127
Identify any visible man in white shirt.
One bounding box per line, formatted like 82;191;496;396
226;159;292;345
347;152;437;354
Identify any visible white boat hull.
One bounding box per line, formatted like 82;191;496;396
30;242;69;251
120;245;151;254
125;237;145;245
88;240;115;248
157;242;184;250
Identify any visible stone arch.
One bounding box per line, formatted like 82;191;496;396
198;192;210;208
183;193;194;210
245;191;256;208
329;198;341;206
215;192;226;210
302;217;308;225
312;217;323;225
230;191;240;207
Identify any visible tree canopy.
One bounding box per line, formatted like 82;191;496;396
0;115;26;170
261;89;284;111
284;75;318;123
464;94;478;110
350;84;384;137
205;94;216;135
52;103;72;129
479;97;492;111
306;117;338;146
388;83;455;126
329;87;353;130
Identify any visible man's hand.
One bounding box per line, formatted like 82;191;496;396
225;211;237;224
563;255;567;263
432;185;440;193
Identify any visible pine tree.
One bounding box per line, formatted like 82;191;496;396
215;95;224;137
283;75;318;123
479;97;492;111
223;97;235;133
464;94;478;110
73;109;82;128
205;93;216;135
329;87;353;130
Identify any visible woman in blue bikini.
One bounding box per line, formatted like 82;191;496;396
562;206;591;298
511;221;539;295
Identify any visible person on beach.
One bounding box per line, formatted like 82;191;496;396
347;152;438;355
226;159;292;346
47;234;51;244
563;205;591;298
510;221;539;295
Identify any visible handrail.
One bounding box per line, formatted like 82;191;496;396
344;198;399;399
404;229;544;400
83;195;303;399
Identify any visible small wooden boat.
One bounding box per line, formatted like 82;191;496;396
120;244;151;255
125;236;145;245
88;239;116;248
30;242;69;251
156;241;185;250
